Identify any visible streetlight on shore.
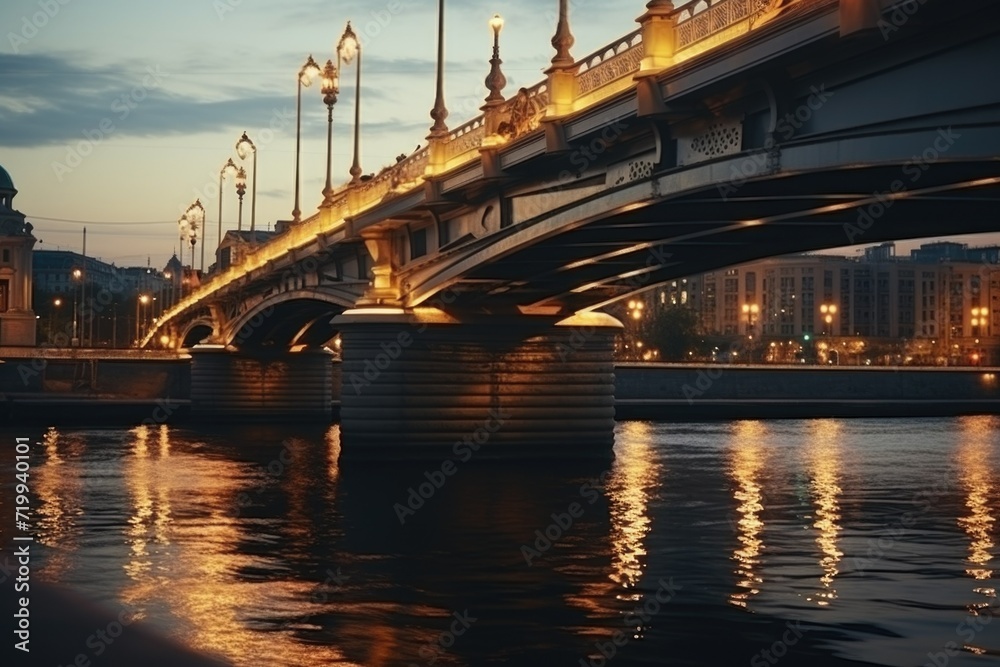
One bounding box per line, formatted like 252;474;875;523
293;56;321;223
820;303;838;363
742;303;759;336
136;293;150;345
71;267;82;346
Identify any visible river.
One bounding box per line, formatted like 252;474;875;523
1;417;998;666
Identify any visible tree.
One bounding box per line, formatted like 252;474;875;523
647;305;700;361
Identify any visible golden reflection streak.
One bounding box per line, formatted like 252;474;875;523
606;421;661;593
33;427;84;582
956;417;996;606
729;421;767;609
124;425;154;583
117;427;358;666
805;420;843;607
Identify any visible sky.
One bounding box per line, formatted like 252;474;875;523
1;0;996;269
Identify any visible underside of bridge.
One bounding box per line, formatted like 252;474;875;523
451;158;1000;314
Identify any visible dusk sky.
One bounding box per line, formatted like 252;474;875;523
1;0;995;269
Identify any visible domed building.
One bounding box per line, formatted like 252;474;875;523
0;164;37;346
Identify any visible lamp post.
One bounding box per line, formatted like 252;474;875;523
218;158;238;258
971;307;985;336
337;23;362;185
627;299;644;361
51;297;62;343
178;213;189;279
186;199;206;272
742;303;759;363
163;271;173;310
235;167;247;232
428;0;449;139
136;293;150;344
484;14;506;106
71;267;82;346
235;132;257;233
293;56;321;222
741;303;759;336
186;206;201;283
820;303;837;363
320;59;340;206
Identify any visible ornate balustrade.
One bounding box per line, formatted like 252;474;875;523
675;0;779;49
575;29;645;96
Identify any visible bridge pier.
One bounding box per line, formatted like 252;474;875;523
334;309;622;460
189;344;335;421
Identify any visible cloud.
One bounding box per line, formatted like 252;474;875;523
0;52;296;148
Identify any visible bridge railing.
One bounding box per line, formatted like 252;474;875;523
675;0;780;50
146;0;808;347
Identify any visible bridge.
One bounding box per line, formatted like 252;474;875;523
143;0;1000;458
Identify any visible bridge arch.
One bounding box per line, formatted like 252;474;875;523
224;289;356;350
180;319;215;348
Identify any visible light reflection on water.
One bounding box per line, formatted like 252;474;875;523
3;417;1000;666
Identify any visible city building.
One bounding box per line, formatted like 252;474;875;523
0;164;37;345
33;250;119;294
644;242;1000;365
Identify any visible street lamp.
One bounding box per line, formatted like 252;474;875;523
163;271;173;310
185;205;202;280
235;167;248;232
820;303;838;334
293;55;321;222
820;303;838;363
320;59;340;207
428;0;449;138
484;14;506;106
741;303;759;336
135;293;150;344
186;199;206;272
235;132;258;233
178;214;189;278
971;307;985;335
337;23;363;185
71;268;82;346
51;297;62;343
218;158;238;256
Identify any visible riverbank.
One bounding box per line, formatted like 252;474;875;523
3;353;999;424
